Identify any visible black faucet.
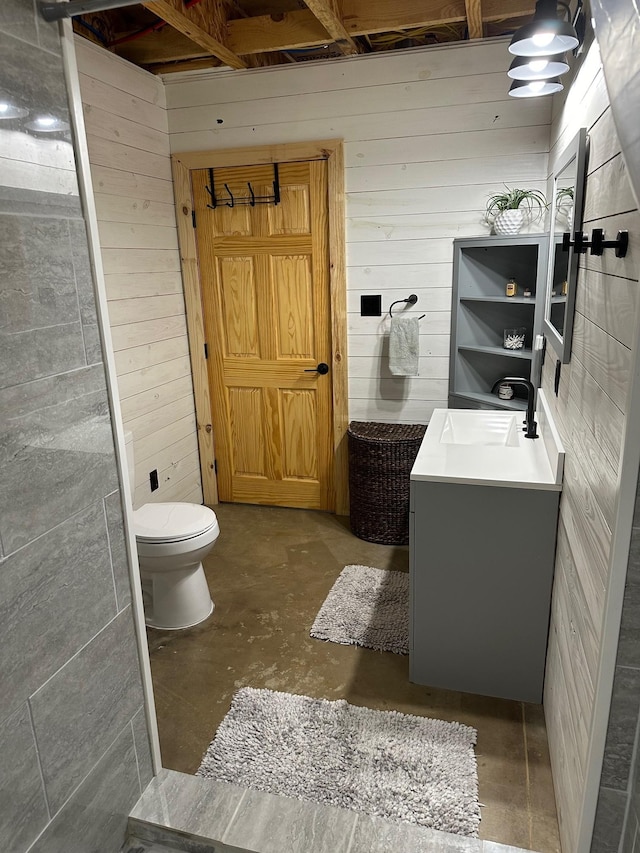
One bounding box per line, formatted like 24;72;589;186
491;377;539;439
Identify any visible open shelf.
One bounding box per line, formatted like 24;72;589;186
460;295;536;305
449;235;548;410
458;344;533;360
452;390;528;411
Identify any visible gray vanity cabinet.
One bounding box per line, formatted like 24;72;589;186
449;235;549;412
409;479;560;703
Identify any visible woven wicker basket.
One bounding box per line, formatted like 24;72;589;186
348;421;427;546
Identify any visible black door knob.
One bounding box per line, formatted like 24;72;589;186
304;362;329;375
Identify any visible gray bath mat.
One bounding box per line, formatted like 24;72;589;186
197;687;480;836
310;565;409;654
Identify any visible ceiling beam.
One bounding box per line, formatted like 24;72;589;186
303;0;361;55
340;0;533;37
114;26;212;65
142;0;247;68
227;9;331;55
465;0;484;38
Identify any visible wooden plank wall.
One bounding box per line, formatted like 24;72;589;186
75;37;203;508
163;40;552;424
541;42;640;853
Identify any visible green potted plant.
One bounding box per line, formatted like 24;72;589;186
485;186;547;236
555;184;574;225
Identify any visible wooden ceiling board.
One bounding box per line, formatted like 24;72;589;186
76;0;536;73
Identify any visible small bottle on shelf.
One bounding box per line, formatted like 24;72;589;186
523;287;532;298
506;277;517;297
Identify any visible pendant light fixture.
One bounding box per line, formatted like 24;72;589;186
509;78;564;98
509;0;579;57
508;53;570;81
24;114;70;133
0;91;28;120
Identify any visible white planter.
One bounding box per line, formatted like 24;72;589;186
493;209;524;236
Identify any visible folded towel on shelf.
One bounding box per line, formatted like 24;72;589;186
389;316;420;376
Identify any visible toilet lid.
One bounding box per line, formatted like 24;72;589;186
134;502;218;543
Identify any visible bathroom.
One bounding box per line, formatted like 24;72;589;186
1;0;640;851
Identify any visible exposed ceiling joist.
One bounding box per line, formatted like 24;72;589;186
341;0;532;37
115;26;213;64
142;0;247;68
81;0;537;74
227;9;331;55
303;0;362;55
465;0;483;38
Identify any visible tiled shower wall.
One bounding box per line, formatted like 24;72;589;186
594;478;640;852
0;4;153;851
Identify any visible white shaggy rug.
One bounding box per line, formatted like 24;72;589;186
310;565;409;654
197;687;480;837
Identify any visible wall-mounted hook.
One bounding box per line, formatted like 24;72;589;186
223;184;235;208
562;229;629;258
589;228;629;258
561;231;590;254
204;164;281;210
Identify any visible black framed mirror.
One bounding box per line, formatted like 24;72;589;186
543;127;589;363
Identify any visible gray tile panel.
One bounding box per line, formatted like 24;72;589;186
0;363;106;418
591;787;627;853
0;500;117;723
223;787;357;853
128;825;237;853
105;490;132;611
69;219;96;327
350;813;482;852
0;30;70;134
0;0;38;44
132;706;155;792
602;666;640;790
30;607;144;814
0;215;80;332
28;722;141;853
130;770;245;840
619;527;640;667
0;185;82;218
82;320;105;365
34;9;62;54
0;320;86;390
67;218;103;363
0;380;119;553
0;703;49;852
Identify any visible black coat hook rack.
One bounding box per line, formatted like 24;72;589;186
388;294;425;319
205;163;281;209
562;229;629;258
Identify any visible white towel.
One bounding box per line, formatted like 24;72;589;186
389;316;420;376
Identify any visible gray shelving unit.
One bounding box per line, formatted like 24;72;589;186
449;234;549;411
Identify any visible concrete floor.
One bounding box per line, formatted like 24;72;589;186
147;503;560;853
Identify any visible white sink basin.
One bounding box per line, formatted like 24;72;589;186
411;390;564;490
440;411;521;447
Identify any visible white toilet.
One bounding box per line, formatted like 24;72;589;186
124;431;219;630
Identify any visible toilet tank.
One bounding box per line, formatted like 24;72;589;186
123;430;135;504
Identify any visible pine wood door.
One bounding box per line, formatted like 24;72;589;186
192;160;334;509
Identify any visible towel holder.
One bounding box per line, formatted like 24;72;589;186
388;294;425;320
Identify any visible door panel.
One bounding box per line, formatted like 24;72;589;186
193;160;334;509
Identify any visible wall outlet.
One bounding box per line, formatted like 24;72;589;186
149;469;159;491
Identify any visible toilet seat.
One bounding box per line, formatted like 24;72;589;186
134;502;218;544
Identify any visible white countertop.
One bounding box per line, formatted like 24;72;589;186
410;389;565;491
